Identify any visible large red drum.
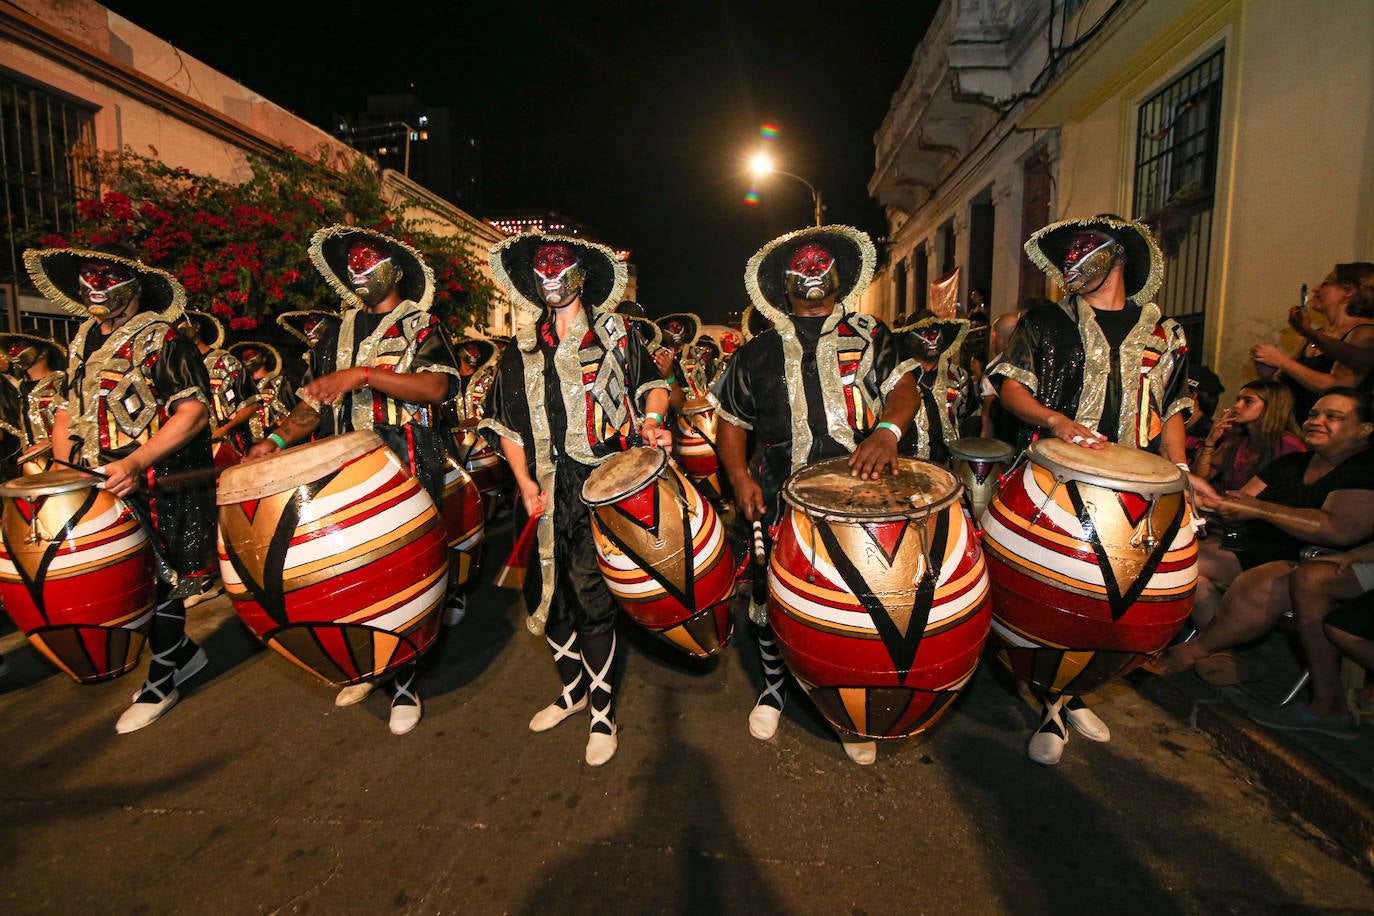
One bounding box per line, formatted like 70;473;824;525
217;431;449;686
456;425;506;508
0;470;157;682
582;447;734;658
441;453;484;588
768;457;992;739
672;397;724;501
981;439;1198;695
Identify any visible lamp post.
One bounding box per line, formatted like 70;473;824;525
750;153;824;227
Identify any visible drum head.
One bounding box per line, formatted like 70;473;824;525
782;456;961;521
0;468;101;498
1030;439;1184;494
948;437;1015;463
217;430;386;504
582;447;667;507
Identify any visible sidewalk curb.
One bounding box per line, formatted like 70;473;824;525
1135;673;1374;872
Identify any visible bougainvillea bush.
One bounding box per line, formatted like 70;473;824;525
29;146;497;334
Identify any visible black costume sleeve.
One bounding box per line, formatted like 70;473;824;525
409;315;462;402
990;313;1045;398
709;338;758;430
479;344;533;453
153;333;213;411
625;324;667;406
867;322;907;401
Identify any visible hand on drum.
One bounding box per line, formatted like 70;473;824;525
639;421;672;448
731;473;766;522
1047;414;1106;450
245;440;278;460
849;427;900;479
518;479;547;518
301;367;365;405
97;456;144;498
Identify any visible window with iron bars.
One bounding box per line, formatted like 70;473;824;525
1;71;96;343
1132;47;1224;351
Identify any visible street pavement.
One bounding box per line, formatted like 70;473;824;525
2;549;1373;915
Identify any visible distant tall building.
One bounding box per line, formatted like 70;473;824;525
334;93;482;212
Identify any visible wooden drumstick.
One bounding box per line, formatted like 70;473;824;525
752;519;767;566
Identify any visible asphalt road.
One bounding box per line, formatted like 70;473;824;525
2;563;1372;914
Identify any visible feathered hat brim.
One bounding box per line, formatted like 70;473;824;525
1025;214;1164;304
23;247;184;319
309;225;435;311
228;340;282;376
0;332;66;367
489;232;627;317
655;312;702;349
183;310;226;350
745;225;876;329
276;309;341;346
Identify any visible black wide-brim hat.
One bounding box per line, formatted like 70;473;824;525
23;244;184;319
1025;214;1164;304
453;336;499;373
895;313;969;358
0;332;65;369
229;340;282;377
656;313;701;349
309;225;435;311
490;232;626;316
745;225;876;328
610;302;661;350
183;310;226;349
741;304;771;342
277;309;340;346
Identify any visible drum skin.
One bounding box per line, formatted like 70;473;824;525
981;446;1198;695
768;458;992;739
217;432;449;686
672;399;723;501
584;448;734;658
0;476;156;683
948;437;1014;522
441;454;484;588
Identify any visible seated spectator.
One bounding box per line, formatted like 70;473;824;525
1193;380;1305;492
1251;262;1374;423
1260;541;1374;737
1183;364;1225;462
1150;387;1374;680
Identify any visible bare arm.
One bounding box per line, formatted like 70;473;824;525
718;418;763;521
101;398;210;497
303;366;450;407
246;401;321;458
499;435;545;518
50;407;72;464
998;377;1104;448
1217;487;1374;546
849;372;917;479
1290;311;1374;372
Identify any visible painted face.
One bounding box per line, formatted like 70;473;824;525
461;343;484;368
303;315;329;347
785;244;838;302
910;325;943;359
239;348;266;373
1061;230;1121;295
532;243;585;308
77;261;139;319
1302;394;1373;451
346;240;401;308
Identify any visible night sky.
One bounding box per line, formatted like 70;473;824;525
105;1;938;323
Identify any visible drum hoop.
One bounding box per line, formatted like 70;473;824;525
581;447;669;507
1027;441;1185;496
948;437;1015;463
216;430;386;504
781;457;964;522
0;468;100;498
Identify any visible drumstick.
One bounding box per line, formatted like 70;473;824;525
752;520;766;566
47;457;107;478
494;511;542;589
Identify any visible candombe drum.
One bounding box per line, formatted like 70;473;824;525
212;437;241;471
672;396;724;501
947;437;1015;522
217;431;449;686
768;457;992;738
582;447;734;658
441;453;485;588
18;440;53;475
455;423;506;510
981;439;1198;694
0;470;157;682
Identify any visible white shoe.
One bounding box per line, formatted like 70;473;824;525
529;696;587;732
183;580;222;608
1028;702;1068;765
748;703;782;740
443;594;467;627
389;698;422;735
116;689;179;734
1063;696;1111;743
839;735;877;765
585;729;618;766
130;646;208;702
335;681;378;707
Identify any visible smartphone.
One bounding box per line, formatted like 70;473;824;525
1299;283;1308;309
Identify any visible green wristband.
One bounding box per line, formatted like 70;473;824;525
875;421;902;439
268;433;287;450
644;412;665;426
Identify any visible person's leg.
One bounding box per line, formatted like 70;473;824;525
1155;561;1295;673
1290;561;1367;717
579;627;618;766
1192;541;1244;629
528;615;588;731
388;659;421;735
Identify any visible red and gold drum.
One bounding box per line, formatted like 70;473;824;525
212;438;241;471
456;424;506;508
441;453;484;588
981;439;1198;695
768;457;992;739
0;470;156;682
582;447;734;658
947;437;1015;522
672;397;724;501
217;431;449;686
18;441;52;476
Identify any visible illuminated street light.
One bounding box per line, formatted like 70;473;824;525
747;150;823;226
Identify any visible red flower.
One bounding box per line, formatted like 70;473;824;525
230;317;258;330
210;302;233;318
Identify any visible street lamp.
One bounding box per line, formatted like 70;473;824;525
750;152;824;227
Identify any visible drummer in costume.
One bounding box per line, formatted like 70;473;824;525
988;214;1194;765
181;311;259;454
480;233;671;767
0;333;65;458
894;311;971;463
228;341;290;444
277;309;341;388
247;226;462;735
710;225;922;765
25;242;215;733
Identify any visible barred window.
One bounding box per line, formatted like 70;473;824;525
1133;48;1224;349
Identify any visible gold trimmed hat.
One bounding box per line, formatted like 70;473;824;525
745;225;876;328
1025;213;1164;304
453;336;499;373
228;340;282;377
309;225;435;311
23;243;185;320
655;313;701;349
740;304;771;342
277;309;340;347
181;310;226;350
894;312;969;362
610;301;661;350
0;332;65;370
489;232;628;350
